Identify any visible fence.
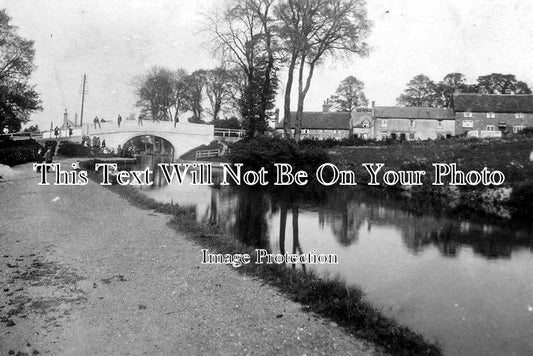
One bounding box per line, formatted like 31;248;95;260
195;148;231;160
0;131;43;139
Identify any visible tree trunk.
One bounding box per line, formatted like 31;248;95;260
283;52;297;139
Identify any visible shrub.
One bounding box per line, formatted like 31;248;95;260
0;139;43;166
229;136;329;180
57;141;93;157
44;140;57;153
508;181;533;220
519;127;533;136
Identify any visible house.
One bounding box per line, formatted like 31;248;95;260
350;111;373;139
275;101;351;140
453;93;533;138
371;104;455;141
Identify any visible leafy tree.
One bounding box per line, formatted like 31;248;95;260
397;74;438;107
476;73;531;94
182;70;206;121
212;116;241;129
0;9;41;132
134;67;175;122
169;68;189;124
434;72;468;108
22;124;39;132
277;0;371;141
329;76;368;112
204;67;238;121
398;72;530;108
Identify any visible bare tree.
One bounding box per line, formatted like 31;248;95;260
277;0;371;141
207;0;279;137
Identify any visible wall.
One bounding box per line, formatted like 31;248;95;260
455;112;533;136
373;118;455;140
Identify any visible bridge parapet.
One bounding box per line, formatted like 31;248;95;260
74;120;215;159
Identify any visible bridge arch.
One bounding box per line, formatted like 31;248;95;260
122;135;174;157
85;121;215;159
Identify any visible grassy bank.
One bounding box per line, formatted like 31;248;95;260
328;135;533;221
81;159;441;356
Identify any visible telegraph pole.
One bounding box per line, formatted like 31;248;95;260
79;74;88;127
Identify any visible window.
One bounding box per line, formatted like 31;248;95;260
464;112;472;118
516;113;524;119
409;133;415;140
487;112;495;119
381;119;388;128
409;120;415;128
462;120;474;128
513;125;525;133
362;120;369;128
486;125;495;131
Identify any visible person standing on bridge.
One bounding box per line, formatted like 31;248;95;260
94;116;101;130
138;114;143;126
117;114;122;127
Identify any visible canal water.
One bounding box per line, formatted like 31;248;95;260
132;157;533;356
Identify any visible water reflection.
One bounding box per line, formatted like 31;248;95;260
129;157;533;356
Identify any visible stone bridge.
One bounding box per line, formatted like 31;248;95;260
61;120;214;159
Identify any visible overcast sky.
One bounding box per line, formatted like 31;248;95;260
2;0;533;129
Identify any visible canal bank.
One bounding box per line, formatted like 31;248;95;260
0;159;382;355
103;153;533;356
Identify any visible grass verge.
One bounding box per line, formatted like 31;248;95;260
81;159;442;356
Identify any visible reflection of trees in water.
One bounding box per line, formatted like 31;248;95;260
233;189;270;249
186;179;533;261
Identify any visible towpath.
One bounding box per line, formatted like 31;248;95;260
0;159;382;355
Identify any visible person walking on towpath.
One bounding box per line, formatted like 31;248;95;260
54;126;59;139
117;114;122;127
35;147;43;173
43;147;53;172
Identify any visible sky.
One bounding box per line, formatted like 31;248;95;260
1;0;533;129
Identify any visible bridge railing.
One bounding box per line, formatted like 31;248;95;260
195;148;232;160
214;128;245;138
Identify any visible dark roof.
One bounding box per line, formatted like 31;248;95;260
374;106;454;120
276;111;351;130
453;93;533;113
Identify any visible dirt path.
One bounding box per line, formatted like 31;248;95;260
0;159;383;355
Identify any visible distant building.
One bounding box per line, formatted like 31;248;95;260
370;104;455;141
453;93;533;138
276;101;351;140
350;111;373;139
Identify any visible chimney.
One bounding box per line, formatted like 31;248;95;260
322;99;331;113
371;101;375;118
